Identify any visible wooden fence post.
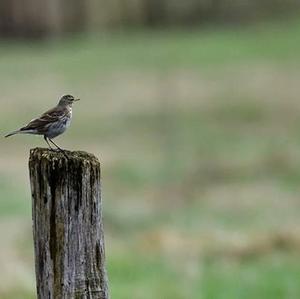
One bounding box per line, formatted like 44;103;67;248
29;148;109;299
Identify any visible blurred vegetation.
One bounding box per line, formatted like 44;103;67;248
2;16;300;299
1;0;300;37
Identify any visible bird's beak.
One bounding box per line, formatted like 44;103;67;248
74;98;80;102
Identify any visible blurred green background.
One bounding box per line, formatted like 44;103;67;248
1;1;300;299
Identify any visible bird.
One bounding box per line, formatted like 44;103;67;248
5;94;80;156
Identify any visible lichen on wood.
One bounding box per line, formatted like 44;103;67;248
29;148;109;299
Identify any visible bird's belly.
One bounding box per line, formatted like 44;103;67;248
45;118;71;139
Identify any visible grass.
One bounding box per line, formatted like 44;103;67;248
201;254;300;299
1;17;300;79
2;17;300;298
0;176;30;217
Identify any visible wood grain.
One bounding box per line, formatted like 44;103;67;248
29;148;109;299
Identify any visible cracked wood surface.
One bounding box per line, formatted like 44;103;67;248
29;148;109;299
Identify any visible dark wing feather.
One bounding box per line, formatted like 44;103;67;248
20;106;67;133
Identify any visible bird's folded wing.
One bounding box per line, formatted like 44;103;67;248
21;108;66;131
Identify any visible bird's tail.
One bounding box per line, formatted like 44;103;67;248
4;130;21;138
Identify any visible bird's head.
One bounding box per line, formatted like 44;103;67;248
58;94;80;107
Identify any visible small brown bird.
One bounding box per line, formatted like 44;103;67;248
5;94;80;155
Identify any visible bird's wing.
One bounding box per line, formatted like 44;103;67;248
20;107;66;132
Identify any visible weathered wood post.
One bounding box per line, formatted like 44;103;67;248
29;148;109;299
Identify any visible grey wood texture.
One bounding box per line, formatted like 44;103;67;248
29;148;109;299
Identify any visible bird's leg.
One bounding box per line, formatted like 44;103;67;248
44;136;54;150
48;138;63;151
48;139;69;159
